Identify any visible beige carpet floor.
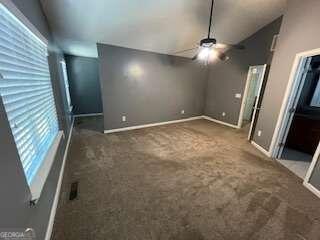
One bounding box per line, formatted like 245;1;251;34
52;117;320;240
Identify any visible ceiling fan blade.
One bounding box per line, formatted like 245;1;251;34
215;49;230;61
215;43;245;50
173;47;198;55
192;53;199;61
229;44;245;50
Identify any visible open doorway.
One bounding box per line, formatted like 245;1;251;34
238;65;267;139
271;53;320;179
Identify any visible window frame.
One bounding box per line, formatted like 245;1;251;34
0;0;63;201
60;60;73;112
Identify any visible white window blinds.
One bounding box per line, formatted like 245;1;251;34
0;4;59;185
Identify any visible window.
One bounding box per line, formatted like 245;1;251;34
310;76;320;107
60;60;72;111
0;3;61;199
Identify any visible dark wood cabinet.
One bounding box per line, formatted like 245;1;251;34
286;114;320;155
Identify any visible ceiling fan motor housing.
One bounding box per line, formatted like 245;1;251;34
200;38;216;47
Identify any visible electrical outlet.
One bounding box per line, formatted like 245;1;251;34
222;112;226;117
235;93;242;99
122;116;126;122
258;130;262;137
181;110;185;114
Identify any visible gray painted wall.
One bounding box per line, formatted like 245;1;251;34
97;43;208;130
0;0;72;239
252;0;320;151
65;55;103;115
11;0;50;40
204;17;282;125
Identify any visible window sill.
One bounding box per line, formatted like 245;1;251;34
29;131;63;201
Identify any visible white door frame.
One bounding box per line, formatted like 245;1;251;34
268;48;320;194
304;141;320;198
247;65;267;140
237;64;267;140
269;48;320;158
274;57;312;158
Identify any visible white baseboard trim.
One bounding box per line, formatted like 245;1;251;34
104;115;243;133
202;115;240;129
104;116;203;133
45;117;75;240
251;141;271;157
303;182;320;199
74;113;103;118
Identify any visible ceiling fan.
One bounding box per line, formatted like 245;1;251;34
175;0;245;63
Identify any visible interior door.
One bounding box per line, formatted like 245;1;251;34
275;57;312;158
247;64;267;140
243;68;262;121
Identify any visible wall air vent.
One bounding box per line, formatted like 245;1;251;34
270;34;279;52
69;181;79;201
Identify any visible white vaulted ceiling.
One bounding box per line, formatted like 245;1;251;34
40;0;287;58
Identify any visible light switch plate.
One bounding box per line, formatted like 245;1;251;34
235;93;242;99
258;130;262;137
122;116;126;122
181;110;185;114
222;112;226;117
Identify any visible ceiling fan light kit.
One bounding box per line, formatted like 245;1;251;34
198;47;210;60
175;0;244;63
200;38;217;47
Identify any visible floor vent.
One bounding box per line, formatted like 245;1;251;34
69;181;78;201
